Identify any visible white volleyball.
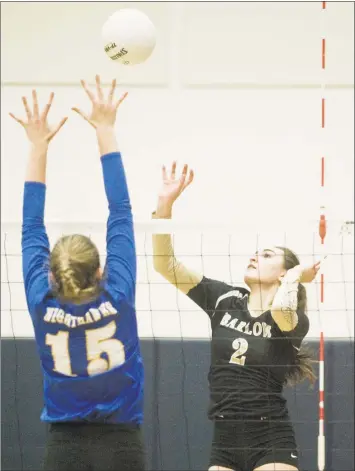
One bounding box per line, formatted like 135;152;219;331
102;9;156;66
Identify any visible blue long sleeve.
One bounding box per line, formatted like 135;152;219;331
22;182;50;315
101;152;136;305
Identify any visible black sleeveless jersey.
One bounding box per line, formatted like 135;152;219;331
187;277;310;419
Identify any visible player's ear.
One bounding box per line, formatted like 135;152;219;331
278;270;287;283
96;267;103;279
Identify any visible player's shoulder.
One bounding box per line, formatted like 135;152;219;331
197;276;249;302
201;276;249;291
211;281;250;308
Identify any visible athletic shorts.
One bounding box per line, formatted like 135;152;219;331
209;414;299;471
43;422;145;471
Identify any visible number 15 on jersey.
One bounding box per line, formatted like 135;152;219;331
46;321;126;377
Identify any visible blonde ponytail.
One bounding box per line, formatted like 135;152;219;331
50;234;101;304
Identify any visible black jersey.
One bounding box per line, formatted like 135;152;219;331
187;277;309;419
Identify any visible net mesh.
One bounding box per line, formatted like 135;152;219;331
1;220;354;470
2;221;354;339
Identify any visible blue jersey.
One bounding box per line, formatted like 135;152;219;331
22;152;144;424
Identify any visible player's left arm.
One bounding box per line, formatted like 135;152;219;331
100;146;136;306
271;261;321;333
73;76;135;305
10;91;67;313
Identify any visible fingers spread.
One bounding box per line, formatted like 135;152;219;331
115;91;128;109
47;117;68;141
180;165;194;190
22;96;32;120
48;91;54;106
186;169;194;187
179;164;188;186
72;107;87;119
162;162;194;191
170;161;177;180
71;108;95;128
9;112;25;126
81;80;96;102
32;90;39;119
95;75;104;101
55;116;68;134
41;92;55;121
108;79;117;103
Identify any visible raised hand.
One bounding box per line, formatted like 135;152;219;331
288;259;324;283
9;91;67;145
298;260;323;283
72;75;127;129
158;162;194;205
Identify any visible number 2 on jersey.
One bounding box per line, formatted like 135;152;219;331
229;338;249;365
46;321;125;377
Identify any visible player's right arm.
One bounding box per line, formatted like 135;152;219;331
153;163;232;316
153;162;201;294
9;91;67;313
73;76;136;305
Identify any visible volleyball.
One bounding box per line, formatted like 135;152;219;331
102;9;156;66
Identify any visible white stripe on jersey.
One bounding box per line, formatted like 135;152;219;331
212;289;249;317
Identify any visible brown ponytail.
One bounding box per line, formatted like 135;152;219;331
276;247;317;386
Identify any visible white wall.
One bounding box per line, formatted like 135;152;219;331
1;2;354;339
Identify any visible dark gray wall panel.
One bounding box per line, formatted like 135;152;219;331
1;338;354;471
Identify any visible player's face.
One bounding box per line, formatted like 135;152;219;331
244;247;286;286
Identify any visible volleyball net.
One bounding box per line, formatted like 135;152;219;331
2;219;354;340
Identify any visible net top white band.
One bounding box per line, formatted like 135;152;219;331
1;220;353;235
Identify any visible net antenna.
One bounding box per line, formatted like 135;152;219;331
313;5;355;470
317;4;327;470
315;6;355;469
318;5;354;465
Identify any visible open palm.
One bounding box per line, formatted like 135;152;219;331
158;162;194;204
72;75;127;129
9;91;67;145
